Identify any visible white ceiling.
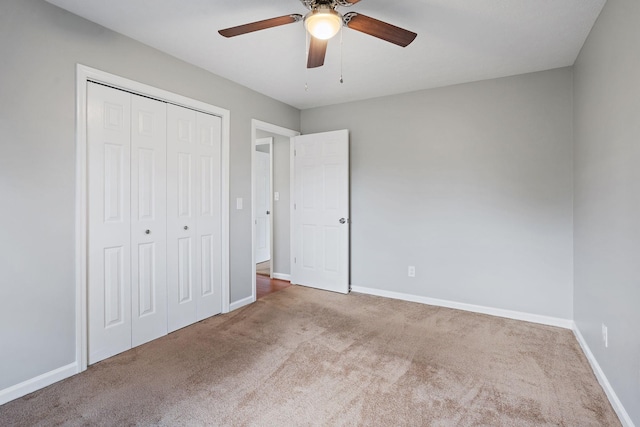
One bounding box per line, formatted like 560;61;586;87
46;0;606;110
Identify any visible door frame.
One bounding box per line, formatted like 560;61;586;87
75;64;231;372
250;120;300;302
254;137;273;269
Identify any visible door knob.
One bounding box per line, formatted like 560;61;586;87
184;226;189;230
266;211;270;215
145;229;151;234
339;218;347;224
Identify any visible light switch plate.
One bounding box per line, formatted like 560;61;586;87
236;198;243;210
274;192;280;201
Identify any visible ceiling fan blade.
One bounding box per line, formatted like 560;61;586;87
344;13;417;47
338;0;362;4
307;36;328;68
219;14;302;38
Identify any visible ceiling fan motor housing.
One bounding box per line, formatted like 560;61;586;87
300;0;359;8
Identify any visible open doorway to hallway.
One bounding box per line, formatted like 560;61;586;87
251;120;299;301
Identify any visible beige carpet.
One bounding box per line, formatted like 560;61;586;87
0;286;619;426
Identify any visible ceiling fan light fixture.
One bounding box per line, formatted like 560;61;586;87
304;6;342;40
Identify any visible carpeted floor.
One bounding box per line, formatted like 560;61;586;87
0;286;619;426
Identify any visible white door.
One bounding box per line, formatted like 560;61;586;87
87;81;224;363
194;111;223;321
88;83;169;362
167;104;222;332
88;83;133;364
167;105;196;332
291;130;349;294
130;95;168;347
255;147;271;264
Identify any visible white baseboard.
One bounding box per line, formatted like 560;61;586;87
0;362;78;405
350;286;573;329
229;295;254;311
272;272;291;281
572;324;635;427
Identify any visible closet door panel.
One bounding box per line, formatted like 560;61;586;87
195;112;222;320
87;83;132;364
130;95;168;347
167;104;198;332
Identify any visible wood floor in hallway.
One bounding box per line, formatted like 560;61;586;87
256;275;290;299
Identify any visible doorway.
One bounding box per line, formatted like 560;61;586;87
250;121;351;299
251;120;299;300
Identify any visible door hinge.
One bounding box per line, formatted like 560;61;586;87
294;257;297;264
294;203;296;210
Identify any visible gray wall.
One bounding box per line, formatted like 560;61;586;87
272;135;291;275
256;131;291;275
302;68;574;319
0;0;299;391
573;0;640;423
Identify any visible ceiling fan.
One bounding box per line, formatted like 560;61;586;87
218;0;417;69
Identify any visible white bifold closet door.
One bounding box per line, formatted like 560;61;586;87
166;104;222;333
88;83;133;364
87;82;222;364
88;83;168;363
130;95;168;348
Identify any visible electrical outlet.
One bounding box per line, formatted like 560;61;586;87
602;324;608;348
408;266;416;277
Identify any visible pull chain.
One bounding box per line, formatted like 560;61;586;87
339;25;344;84
305;30;309;91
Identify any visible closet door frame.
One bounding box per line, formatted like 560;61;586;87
75;64;230;373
